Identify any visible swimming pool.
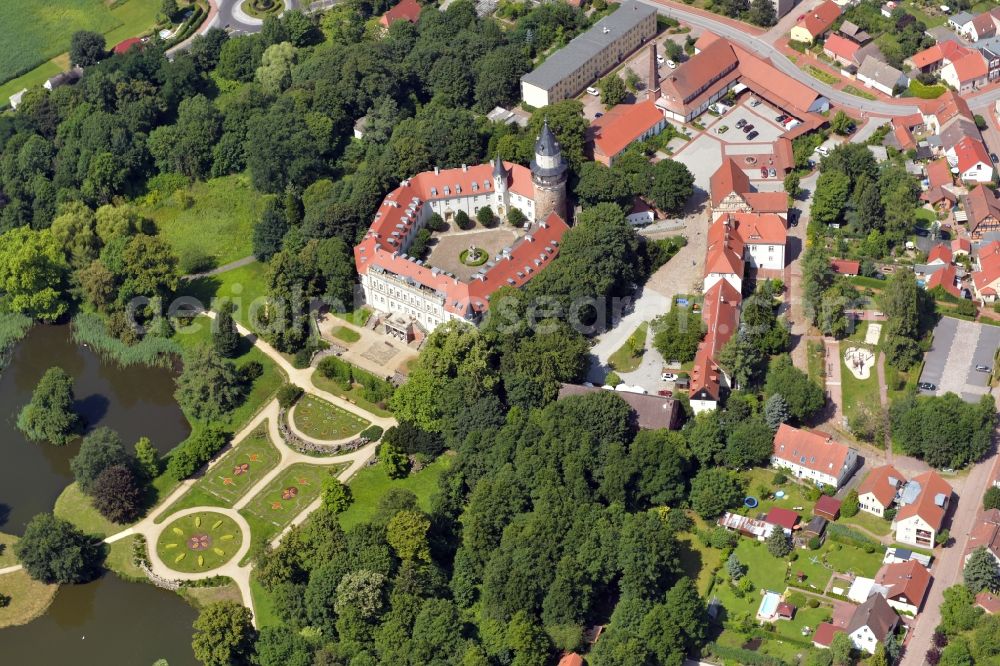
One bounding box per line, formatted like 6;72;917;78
758;591;781;619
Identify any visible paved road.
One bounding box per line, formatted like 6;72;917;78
639;0;921;116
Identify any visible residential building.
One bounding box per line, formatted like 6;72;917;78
709;158;788;216
941;51;990;91
765;507;800;533
719;212;788;271
557;384;682;430
838;20;871;44
354;126;569;334
813;623;844;649
928;244;954;265
830;258;860;276
965;509;1000;566
847;594;900;654
379;0;421;27
824;33;861;66
975;38;1000;80
688;278;740;413
704;221;745;293
976;591;1000;614
558;654;584;666
857;465;906;517
927;264;961;297
967;12;997;41
920;91;975;133
949;11;977;33
790;1;842;43
893;470;953;548
857;56;908;96
954;237;973;257
520;1;657;107
922;158;958;210
906;40;975;73
967;187;1000;239
974;240;1000;301
626;197;655;226
948;135;995;183
590;99;667;166
875;560;932;614
771;424;858;489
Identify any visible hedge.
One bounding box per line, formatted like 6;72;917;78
705;643;789;666
828;524;878;551
361;425;384;442
317;356;395;404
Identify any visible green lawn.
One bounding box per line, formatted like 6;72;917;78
240;463;345;549
807;340;826;385
331;326;361;343
54;483;126;539
0;56;66;103
608;322;648;373
157;511;243;573
908;79;947;99
143;174;267;268
839;508;892;537
803;65;840;85
0;532;18;567
0;569;58;629
292;395;370;440
180;263;270;333
677;515;725;596
162;424;281;517
105;535;145;582
338;455;452;531
839;339;879;426
312;371;393;418
843;85;877;101
250;572;281;628
333;307;372;327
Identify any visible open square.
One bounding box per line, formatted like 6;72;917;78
424;226;524;281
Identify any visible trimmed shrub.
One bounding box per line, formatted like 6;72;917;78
166;427;229;481
277;384;303;408
361;425;384;442
318;356;352;387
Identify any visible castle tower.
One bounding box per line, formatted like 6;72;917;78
530;120;568;222
492;154;511;219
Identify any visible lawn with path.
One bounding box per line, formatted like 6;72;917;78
839;323;879;427
311;371;393;418
338;455;452;531
53;483;124;539
240;463;345;547
292;395;370;440
180;263;270;333
157;511;243;573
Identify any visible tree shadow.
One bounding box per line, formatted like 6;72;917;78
75;394;111;432
0;503;9;528
178;275;223;309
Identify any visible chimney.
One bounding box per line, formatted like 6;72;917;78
649;43;660;99
434;166;440;175
462;164;468;172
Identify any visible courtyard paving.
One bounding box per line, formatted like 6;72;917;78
920;316;1000;402
424;226;521;281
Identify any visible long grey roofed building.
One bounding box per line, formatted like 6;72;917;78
520;1;657;108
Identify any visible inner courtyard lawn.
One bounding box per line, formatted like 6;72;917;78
157;511;243;573
240;463;345;548
292;395;370;440
162;424;281;517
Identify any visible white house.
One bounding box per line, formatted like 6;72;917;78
771;424;858;489
857;56;908;96
875;560;932;615
847;594;899;654
948;135;995;183
729;213;787;271
893;470;953;548
857;465;906;517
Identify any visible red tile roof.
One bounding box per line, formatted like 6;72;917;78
948;51;989;84
724;212;788;246
689;279;741;401
895;470;953;531
927;159;954;190
954;135;992;174
710;158;751;207
975;240;1000;292
824;33;860;61
977;591;1000;613
830;258;860;276
858;465;906;508
971;12;996;38
813;622;843;647
773;425;853;480
815;495;842;518
558;654;584;666
908;41;973;69
744;192;790;214
353;162;569;319
921;91;974;128
113;37;143;55
967;510;1000;559
876;560;932;610
766;507;800;530
927;264;961;297
968;186;1000;234
928;244;954;264
953;238;972;254
777;602;796;618
591;99;664;163
379;0;422;27
796;0;842;39
694;30;721;51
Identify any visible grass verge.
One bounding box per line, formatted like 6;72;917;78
843;85;876;100
607;321;648;373
803;65;840;84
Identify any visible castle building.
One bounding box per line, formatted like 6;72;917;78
354;123;569;337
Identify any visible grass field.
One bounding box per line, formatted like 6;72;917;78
157;511;243;573
331;326;361;343
292;395;370;440
241;463;344;549
333;308;372;327
311;371;393;418
163;424;281;516
338;455;452;531
104;535;145;581
54;483;126;539
180;263;270;333
0;532;18;567
0;569;58;629
0;0;160;89
839;507;892;537
144;175;267;268
608;322;648;373
250;572;281;628
803;65;840;85
839;338;879;426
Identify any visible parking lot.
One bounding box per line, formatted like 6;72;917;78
920;317;1000;402
706;102;787;145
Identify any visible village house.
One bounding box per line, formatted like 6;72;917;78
875;559;932;615
941;51;990;93
709;159;789;217
974;241;1000;302
965;508;1000;565
857;465;906;517
857;56;908;96
848;594;900;654
557;384;682;430
790;1;842;44
948;135;995;183
378;0;422;28
590;99;667;166
893;470;953;548
771;424;858;489
966;186;1000;239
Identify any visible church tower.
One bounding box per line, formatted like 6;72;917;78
492;154;511;220
530;120;568;222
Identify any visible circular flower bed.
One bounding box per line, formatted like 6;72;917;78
157;512;243;573
460;247;489;267
243;0;283;19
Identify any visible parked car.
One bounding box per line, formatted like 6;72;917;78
716;125;729;134
661;372;679;381
992;153;999;164
595;112;603;118
918;382;937;391
769;167;776;178
586;86;599;96
760;167;769;178
775;114;788;123
815;146;829;156
749;97;761;107
658;389;673;397
747;131;759;140
656;54;665;64
976;364;992;373
736;118;747;129
666;60;677;69
742;124;754;133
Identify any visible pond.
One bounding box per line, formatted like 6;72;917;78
0;325;189;533
0;325;198;664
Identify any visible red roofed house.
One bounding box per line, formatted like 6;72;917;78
113;37;143;55
772;424;858;489
974;240;1000;302
965;12;997;41
893;470;953;548
379;0;422;28
815;495;842;520
790;1;842;44
688;278;741;413
927;264;961;298
964;509;1000;566
694;30;721;53
354;124;569;336
928;244;954;265
942;50;990;92
966;185;1000;239
824;33;860;67
922;158;958;210
558;654;584;666
710;159;789;217
920;91;974;133
875;559;932;614
953;237;972;258
949;135;994;183
977;591;1000;614
590;99;667;166
830;258;860;276
813;622;845;649
858;465;907;518
766;507;800;533
906;40;975;73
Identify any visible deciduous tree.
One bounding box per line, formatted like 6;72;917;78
192;601;258;666
70;427;131;495
17;366;80;445
15;513;100;584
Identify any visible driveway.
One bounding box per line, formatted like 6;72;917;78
920;317;1000;402
672;133;723;192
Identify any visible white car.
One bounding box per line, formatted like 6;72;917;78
661;372;679;381
749;97;761;107
815;146;829;156
666;59;677;69
586;86;599;96
656;54;665;64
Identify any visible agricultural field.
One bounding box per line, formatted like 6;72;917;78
0;0;159;89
